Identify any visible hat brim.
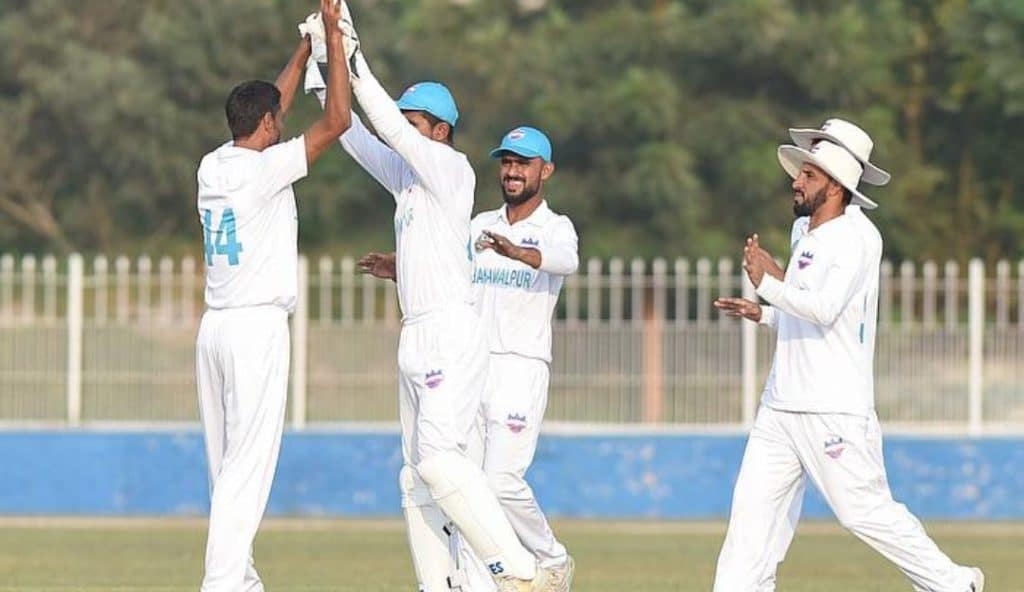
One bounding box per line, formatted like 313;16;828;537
789;129;891;186
396;99;458;126
489;147;546;160
778;145;878;210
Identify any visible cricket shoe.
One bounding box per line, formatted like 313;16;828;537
541;556;575;592
496;566;549;592
969;567;984;591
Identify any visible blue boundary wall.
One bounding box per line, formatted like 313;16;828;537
1;430;1022;519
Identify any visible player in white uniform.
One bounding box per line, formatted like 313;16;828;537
194;2;351;591
300;7;544;591
711;129;985;591
467;127;577;592
732;119;897;591
358;127;578;592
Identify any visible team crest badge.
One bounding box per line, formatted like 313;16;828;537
798;251;815;269
425;370;444;389
824;435;846;459
520;237;539;247
506;413;527;434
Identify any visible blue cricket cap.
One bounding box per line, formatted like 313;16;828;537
489;126;552;162
396;82;459;127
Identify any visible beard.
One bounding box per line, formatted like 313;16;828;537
501;176;540;206
793;185;828;217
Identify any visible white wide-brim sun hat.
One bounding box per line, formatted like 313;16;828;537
778;139;877;210
789;118;891;186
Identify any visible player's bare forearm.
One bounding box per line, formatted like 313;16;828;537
275;37;312;117
514;247;542;269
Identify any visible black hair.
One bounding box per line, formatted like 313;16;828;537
225;80;281;140
420;111;455;145
842;187;853;206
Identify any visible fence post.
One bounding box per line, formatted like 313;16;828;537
0;254;13;321
674;258;689;325
291;255;309;430
609;258;624;326
586;258;602;326
968;258;984;435
741;274;757;428
696;258;711;326
900;260;915;331
944;261;959;331
43;255;58;323
94;256;108;324
67;254;84;427
922;261;937;330
717;258;733;326
21;255;36;323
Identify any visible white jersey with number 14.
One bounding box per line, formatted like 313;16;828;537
196;136;308;313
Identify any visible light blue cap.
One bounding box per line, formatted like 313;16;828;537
489;126;552;162
396;82;459;126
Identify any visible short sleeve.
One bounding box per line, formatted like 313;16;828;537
259;136;309;195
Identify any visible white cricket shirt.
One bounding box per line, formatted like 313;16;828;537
471;201;579;363
755;209;881;416
342;75;476;322
196;136;307;313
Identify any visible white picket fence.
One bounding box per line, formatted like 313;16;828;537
0;253;1022;432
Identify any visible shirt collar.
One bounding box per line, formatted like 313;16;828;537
806;211;853;238
498;199;554;227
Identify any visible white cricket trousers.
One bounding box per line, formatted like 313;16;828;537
481;354;567;567
398;307;538;590
456;354;568;592
714;405;975;592
196;306;290;592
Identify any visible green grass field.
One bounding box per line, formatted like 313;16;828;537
0;519;1019;591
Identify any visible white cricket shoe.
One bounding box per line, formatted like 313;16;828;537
970;567;985;591
495;565;550;592
495;576;532;592
542;556;575;592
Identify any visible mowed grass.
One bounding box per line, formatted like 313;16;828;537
0;519;1020;591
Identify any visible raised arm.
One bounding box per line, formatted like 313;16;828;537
349;52;458;196
302;0;352;166
275;38;312;117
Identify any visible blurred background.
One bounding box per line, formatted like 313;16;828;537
1;1;1023;590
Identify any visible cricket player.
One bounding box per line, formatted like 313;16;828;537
300;6;544;591
732;119;897;590
359;127;579;592
194;1;351;590
711;129;985;591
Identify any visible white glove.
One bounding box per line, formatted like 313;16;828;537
297;1;360;67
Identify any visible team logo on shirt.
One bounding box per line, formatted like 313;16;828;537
824;435;846;459
798;251;815;269
506;413;528;434
520;237;540;247
425;370;444;389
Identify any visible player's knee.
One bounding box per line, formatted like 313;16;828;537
399;464;432;508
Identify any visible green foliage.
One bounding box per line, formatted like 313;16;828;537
0;0;1020;262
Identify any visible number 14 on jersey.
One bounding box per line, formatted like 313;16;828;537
203;208;244;266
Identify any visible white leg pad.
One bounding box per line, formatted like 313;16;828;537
417;451;536;581
401;465;456;592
